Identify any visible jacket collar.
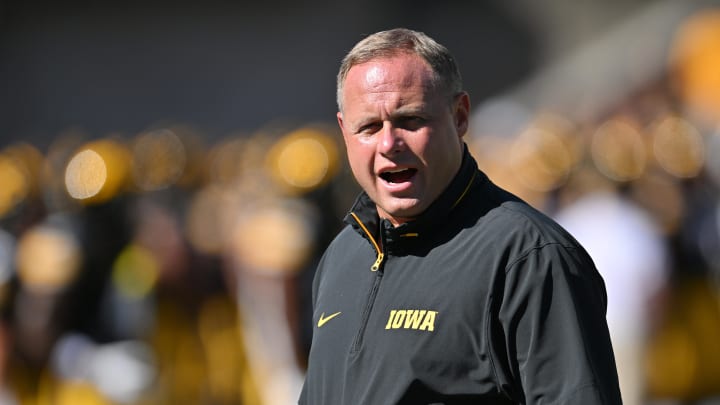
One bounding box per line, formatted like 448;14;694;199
345;145;484;251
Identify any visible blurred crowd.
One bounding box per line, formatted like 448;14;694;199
0;121;350;404
2;6;720;405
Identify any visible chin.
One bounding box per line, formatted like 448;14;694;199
381;200;424;220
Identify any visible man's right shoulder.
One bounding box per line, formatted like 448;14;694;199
323;225;367;261
323;224;364;255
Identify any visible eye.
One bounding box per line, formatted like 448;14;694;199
358;122;382;135
397;116;426;131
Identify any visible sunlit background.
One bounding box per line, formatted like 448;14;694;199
2;0;720;404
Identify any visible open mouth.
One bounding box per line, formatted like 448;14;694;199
379;168;417;184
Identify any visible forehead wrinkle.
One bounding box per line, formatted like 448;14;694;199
357;94;426;118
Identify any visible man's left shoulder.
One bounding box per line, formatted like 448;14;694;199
490;201;576;242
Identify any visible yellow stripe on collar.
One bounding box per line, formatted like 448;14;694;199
451;170;477;210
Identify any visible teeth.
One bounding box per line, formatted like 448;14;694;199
385;168;407;174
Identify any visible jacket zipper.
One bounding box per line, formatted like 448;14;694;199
350;270;382;353
349;212;385;272
349;212;386;353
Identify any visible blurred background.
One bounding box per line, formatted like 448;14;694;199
2;0;720;404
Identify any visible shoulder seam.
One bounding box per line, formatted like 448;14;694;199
504;242;578;275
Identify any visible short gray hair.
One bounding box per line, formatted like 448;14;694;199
336;28;463;111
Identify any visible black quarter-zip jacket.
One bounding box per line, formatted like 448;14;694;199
300;148;622;405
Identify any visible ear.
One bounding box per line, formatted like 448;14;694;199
453;92;471;138
337;111;351;147
337;111;345;132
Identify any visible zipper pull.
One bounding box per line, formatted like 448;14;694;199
371;252;384;272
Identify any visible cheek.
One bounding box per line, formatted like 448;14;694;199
345;146;375;188
345;138;375;167
406;131;434;159
425;127;461;155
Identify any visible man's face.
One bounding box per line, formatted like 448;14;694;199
338;53;470;226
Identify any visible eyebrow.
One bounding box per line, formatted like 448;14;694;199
392;104;427;116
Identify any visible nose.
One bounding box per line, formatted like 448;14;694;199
378;122;404;156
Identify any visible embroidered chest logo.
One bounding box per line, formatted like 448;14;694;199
384;309;438;332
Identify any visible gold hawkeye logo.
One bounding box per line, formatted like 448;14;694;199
317;311;342;327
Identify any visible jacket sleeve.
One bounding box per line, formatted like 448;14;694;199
490;243;623;404
298;247;333;405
